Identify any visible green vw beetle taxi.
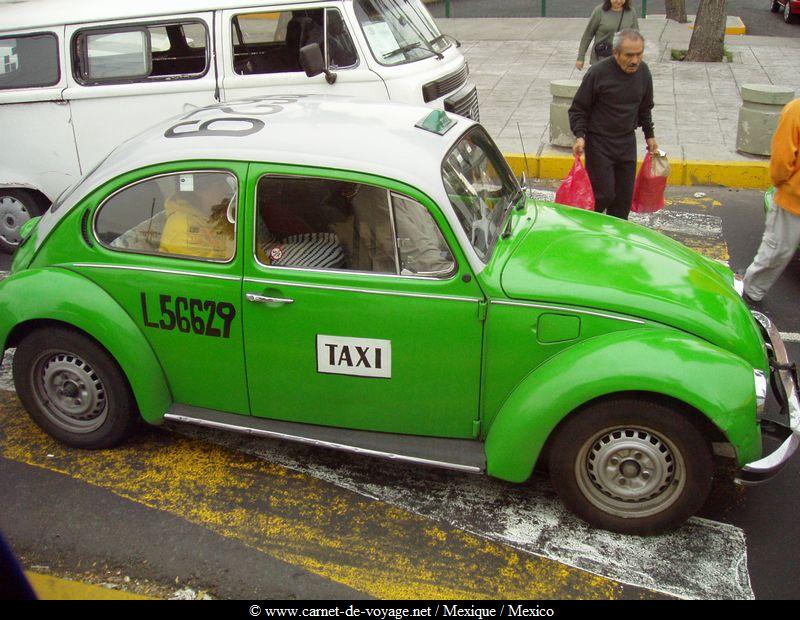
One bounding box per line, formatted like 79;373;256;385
1;95;798;534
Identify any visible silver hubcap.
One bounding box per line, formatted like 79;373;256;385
0;194;30;248
576;426;685;518
33;352;108;433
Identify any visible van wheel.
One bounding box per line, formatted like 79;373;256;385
0;189;45;254
549;398;713;535
13;327;139;449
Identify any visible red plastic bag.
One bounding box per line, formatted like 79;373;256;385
555;155;595;211
631;151;669;213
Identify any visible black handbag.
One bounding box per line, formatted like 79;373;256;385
594;41;612;58
594;10;625;59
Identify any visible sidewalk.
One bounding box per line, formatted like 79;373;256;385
444;16;800;188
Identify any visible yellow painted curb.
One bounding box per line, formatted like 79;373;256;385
684;160;770;189
25;572;155;600
505;153;770;190
688;16;746;36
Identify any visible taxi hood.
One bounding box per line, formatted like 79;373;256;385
500;202;765;368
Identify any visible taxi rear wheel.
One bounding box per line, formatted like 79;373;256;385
13;327;139;449
548;398;714;535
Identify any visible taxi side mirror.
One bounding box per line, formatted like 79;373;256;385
300;43;337;85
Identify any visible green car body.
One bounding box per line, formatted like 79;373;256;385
1;97;796;534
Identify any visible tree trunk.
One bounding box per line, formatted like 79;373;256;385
665;0;688;23
685;0;727;62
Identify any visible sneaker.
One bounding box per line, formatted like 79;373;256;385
742;291;766;309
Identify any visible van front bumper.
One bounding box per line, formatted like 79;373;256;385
736;311;800;484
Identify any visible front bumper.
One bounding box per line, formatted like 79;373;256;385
736;311;800;484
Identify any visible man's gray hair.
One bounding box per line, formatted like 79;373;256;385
612;28;645;51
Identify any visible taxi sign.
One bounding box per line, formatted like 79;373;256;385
415;110;456;135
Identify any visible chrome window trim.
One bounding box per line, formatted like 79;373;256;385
71;263;240;282
245;277;481;304
92;169;239;265
252;173;459;281
491;300;647;325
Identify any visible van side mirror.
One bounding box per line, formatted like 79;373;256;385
299;43;337;85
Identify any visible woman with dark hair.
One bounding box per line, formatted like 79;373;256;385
576;0;639;70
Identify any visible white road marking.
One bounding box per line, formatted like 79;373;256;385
167;423;754;600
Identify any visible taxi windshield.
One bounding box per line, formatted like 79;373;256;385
354;0;450;66
442;126;521;263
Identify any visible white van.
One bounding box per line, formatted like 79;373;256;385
0;0;478;252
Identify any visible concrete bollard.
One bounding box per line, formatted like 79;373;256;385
736;84;795;156
549;79;581;148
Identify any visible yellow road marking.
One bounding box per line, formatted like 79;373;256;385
25;572;155;600
0;393;630;600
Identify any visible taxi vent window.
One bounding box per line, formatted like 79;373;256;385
0;33;59;90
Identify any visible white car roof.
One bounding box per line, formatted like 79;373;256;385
1;0;328;32
82;95;474;195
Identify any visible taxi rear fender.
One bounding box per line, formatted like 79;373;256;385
484;328;760;482
0;267;171;424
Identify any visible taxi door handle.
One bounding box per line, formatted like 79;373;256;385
246;293;294;305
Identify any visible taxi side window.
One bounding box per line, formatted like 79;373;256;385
95;171;237;262
0;33;59;90
255;176;454;277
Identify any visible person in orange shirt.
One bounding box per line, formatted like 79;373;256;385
743;98;800;303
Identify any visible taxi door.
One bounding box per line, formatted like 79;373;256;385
241;166;484;439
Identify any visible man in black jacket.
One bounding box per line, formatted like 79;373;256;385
569;29;658;219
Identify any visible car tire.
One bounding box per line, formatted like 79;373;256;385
548;398;714;535
786;2;799;23
0;189;46;254
13;327;139;449
772;0;782;13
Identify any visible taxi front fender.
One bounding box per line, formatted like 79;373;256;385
0;267;171;424
484;328;761;482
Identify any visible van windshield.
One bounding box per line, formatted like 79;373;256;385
354;0;450;66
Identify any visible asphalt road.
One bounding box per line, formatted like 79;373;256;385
1;185;799;600
427;0;800;36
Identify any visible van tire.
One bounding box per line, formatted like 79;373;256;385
0;189;46;253
13;327;139;449
549;398;714;535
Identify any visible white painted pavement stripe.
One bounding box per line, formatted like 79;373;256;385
167;423;753;600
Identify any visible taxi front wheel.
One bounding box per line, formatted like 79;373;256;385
13;327;139;449
548;398;714;535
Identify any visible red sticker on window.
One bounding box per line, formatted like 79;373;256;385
270;246;284;262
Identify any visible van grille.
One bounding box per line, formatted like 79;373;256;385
445;87;480;121
422;65;468;102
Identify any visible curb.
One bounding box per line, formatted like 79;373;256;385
645;14;747;35
25;571;155;600
504;153;770;190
